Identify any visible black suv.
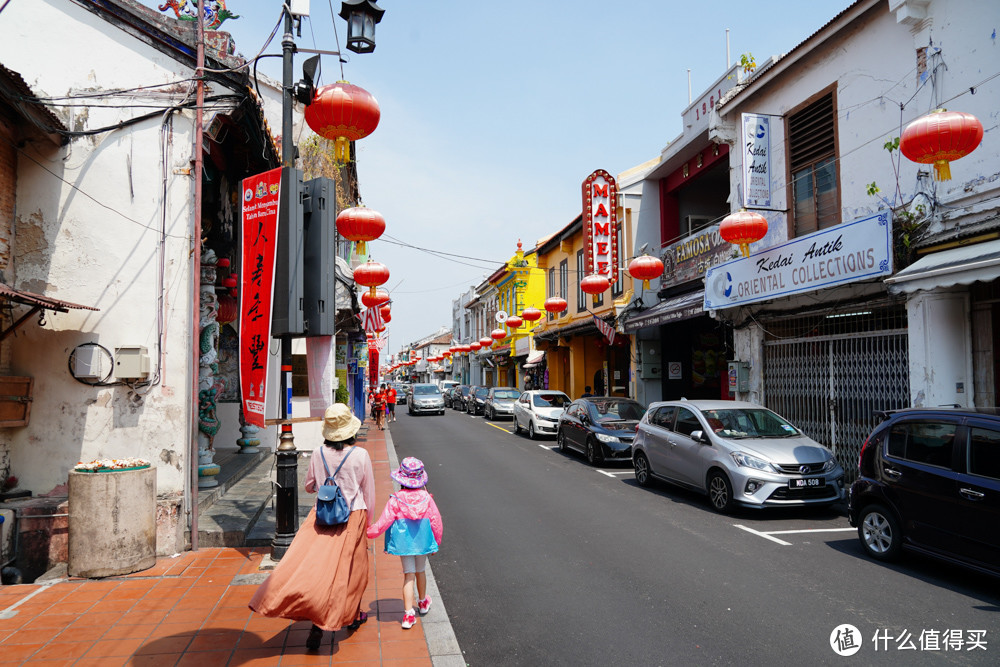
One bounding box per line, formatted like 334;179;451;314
451;385;471;411
848;407;1000;577
466;386;489;416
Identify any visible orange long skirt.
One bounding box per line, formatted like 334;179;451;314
249;508;369;631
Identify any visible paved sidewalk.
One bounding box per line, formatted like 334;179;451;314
0;414;463;666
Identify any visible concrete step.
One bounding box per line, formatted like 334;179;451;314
197;447;272;514
192;452;276;548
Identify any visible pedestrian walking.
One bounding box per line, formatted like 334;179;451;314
386;385;397;422
366;457;443;630
249;404;375;651
373;384;386;430
580;385;594;398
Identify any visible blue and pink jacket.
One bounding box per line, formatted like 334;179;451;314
366;488;444;556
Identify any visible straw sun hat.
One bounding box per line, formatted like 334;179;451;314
322;403;361;442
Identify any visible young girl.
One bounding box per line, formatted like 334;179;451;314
366;457;443;629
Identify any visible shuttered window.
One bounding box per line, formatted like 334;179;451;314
576;250;587;312
787;91;839;236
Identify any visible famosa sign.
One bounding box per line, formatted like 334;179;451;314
704;210;893;310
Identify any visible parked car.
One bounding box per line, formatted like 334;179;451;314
848;407;1000;577
449;385;470;410
632;399;845;513
440;380;459;395
466;386;489;416
392;383;407;405
443;386;456;408
557;397;645;465
514;390;571;439
407;383;445;416
484;387;521;420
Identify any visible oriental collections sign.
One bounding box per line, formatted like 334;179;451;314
704;210;893;310
239;167;282;427
582;170;619;282
741;113;772;208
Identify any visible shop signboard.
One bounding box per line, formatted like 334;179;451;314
662;222;735;287
741;113;772;208
582;169;619;282
239;167;282;427
704;210;893;310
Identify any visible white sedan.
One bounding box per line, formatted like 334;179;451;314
513;390;572;439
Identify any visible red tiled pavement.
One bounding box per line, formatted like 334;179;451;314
0;421;436;666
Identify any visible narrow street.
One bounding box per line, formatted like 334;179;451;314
391;409;1000;665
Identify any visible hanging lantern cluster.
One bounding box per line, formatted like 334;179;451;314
361;288;390;308
379;304;391;322
304;81;381;162
720;210;768;258
900;108;983;181
337;207;385;255
354;259;390;298
628;254;665;290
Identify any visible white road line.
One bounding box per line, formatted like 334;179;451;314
597;469;617;478
765;528;855;535
598;470;633;476
733;524;793;546
538;445;557;450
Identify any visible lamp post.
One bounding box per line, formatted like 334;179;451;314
339;0;385;54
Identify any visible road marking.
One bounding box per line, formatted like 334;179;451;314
733;524;793;546
597;470;632;477
486;423;513;434
765;528;855;535
539;444;557;450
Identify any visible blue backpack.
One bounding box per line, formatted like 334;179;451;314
316;447;355;526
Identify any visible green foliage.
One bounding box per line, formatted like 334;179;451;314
739;53;756;74
883;137;900;153
336;383;350;405
866;182;880;197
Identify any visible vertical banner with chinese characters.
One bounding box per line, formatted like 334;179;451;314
239;167;282;427
582;169;619;281
741;113;772;208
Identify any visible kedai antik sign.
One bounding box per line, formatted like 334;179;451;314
704;210;893;310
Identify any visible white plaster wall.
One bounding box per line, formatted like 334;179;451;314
0;1;200;517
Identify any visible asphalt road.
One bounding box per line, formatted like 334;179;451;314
391;406;1000;666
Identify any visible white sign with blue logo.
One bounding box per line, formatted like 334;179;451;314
704;210;893;310
742;113;772;208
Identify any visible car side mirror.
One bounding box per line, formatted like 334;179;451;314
690;430;707;444
580;414;590;425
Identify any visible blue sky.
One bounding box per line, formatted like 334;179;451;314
142;0;853;355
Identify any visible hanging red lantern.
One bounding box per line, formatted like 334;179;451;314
480;336;494;348
379;304;391;322
521;307;542;322
304;81;381;162
223;272;238;289
900;109;983;181
353;260;390;298
491;328;507;341
216;294;238;324
336;207;386;255
581;274;610;302
470;342;482;351
544;297;568;313
506;315;523;329
628;254;665;290
442;350;452;358
361;288;390;308
719;210;768;258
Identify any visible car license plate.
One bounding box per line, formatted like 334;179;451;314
789;477;825;489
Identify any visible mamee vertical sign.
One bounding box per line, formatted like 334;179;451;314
239;167;282;427
741;113;772;208
582;170;619;282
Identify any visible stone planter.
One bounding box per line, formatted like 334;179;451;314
68;467;156;578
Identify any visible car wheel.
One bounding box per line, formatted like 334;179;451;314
585;439;603;466
557;430;567;452
707;470;734;513
486;407;493;420
514;418;522;434
528;421;536;440
858;504;902;561
634;452;653;488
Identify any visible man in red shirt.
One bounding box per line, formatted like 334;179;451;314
386;385;397;422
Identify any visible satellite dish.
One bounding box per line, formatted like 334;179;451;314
495;310;508;323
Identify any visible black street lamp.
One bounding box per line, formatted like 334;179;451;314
339;0;385;54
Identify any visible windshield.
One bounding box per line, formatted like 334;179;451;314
701;408;799;438
475;388;489;398
493;390;520;400
534;393;570;408
589;400;644;422
413;385;440;395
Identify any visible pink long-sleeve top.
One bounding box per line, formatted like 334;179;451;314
366;488;444;545
304;444;376;523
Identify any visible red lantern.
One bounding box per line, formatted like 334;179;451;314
337;207;386;255
442;350;452;358
216;294;238;324
354;260;390;298
470;342;482;351
521;307;542;322
506;315;523;329
304;81;381;162
544;297;568;313
223;273;238;289
379;304;391;322
719;210;768;258
460;345;472;353
900;109;984;181
581;274;610;302
628;255;665;290
361;288;390;308
480;336;493;348
491;328;506;340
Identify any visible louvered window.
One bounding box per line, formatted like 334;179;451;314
577;250;587;312
788;91;839;236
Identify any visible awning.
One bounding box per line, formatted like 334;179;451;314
523;350;545;368
0;284;99;342
623;290;704;333
885;239;1000;294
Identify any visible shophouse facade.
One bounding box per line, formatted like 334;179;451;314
705;0;998;470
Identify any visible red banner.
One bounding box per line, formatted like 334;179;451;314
239;167;282;427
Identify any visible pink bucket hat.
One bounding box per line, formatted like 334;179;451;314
391;457;428;489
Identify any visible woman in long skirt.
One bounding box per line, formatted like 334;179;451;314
249;404;376;650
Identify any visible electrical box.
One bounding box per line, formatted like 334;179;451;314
728;361;750;393
272;167;305;337
73;345;104;380
115;346;151;380
289;0;310;17
302;176;336;336
639;340;661;380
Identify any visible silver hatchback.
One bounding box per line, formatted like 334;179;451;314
632;399;844;513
